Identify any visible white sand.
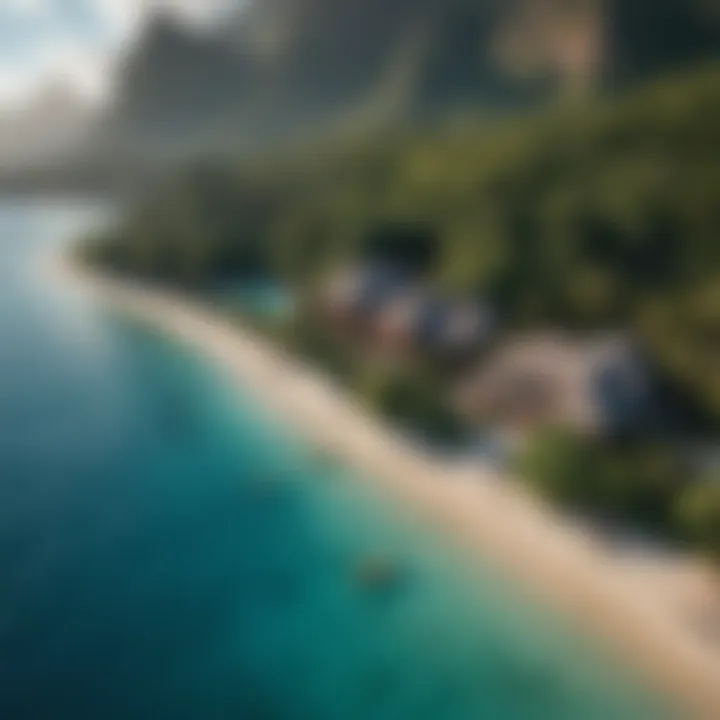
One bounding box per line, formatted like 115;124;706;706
55;258;720;718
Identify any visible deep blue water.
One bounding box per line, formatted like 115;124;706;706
0;201;674;720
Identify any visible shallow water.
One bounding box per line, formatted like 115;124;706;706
0;200;673;719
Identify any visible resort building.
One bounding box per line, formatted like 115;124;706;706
374;289;441;354
375;290;496;360
454;332;652;436
437;301;497;359
321;263;409;328
320;262;496;364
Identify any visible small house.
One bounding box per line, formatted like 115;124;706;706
375;290;496;360
322;263;408;329
374;288;441;353
435;301;496;359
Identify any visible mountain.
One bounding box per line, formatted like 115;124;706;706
42;1;720;165
96;16;252;159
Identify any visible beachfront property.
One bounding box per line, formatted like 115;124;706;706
454;332;653;436
374;290;496;361
320;263;496;362
320;263;409;330
318;264;660;439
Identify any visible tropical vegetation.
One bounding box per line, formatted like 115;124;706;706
82;63;720;558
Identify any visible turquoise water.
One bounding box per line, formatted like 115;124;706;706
0;201;673;719
214;280;294;320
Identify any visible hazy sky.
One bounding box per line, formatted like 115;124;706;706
0;0;240;108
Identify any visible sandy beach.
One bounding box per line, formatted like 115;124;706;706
55;257;720;719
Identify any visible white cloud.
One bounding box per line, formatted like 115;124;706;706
0;68;31;107
0;0;240;109
0;37;109;108
42;39;110;99
92;0;238;37
2;0;50;19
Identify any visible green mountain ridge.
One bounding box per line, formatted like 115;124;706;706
93;0;720;159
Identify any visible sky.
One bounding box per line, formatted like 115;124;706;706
0;0;240;109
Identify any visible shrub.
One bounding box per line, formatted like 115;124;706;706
674;479;720;558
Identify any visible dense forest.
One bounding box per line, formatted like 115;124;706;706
83;63;720;558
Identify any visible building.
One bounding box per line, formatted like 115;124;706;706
321;263;409;328
375;290;495;360
454;332;652;436
436;301;496;359
373;288;440;354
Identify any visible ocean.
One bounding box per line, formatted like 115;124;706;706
0;200;672;719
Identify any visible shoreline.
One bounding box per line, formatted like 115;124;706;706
54;256;720;718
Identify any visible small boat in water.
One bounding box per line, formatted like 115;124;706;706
314;447;341;471
356;556;406;594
